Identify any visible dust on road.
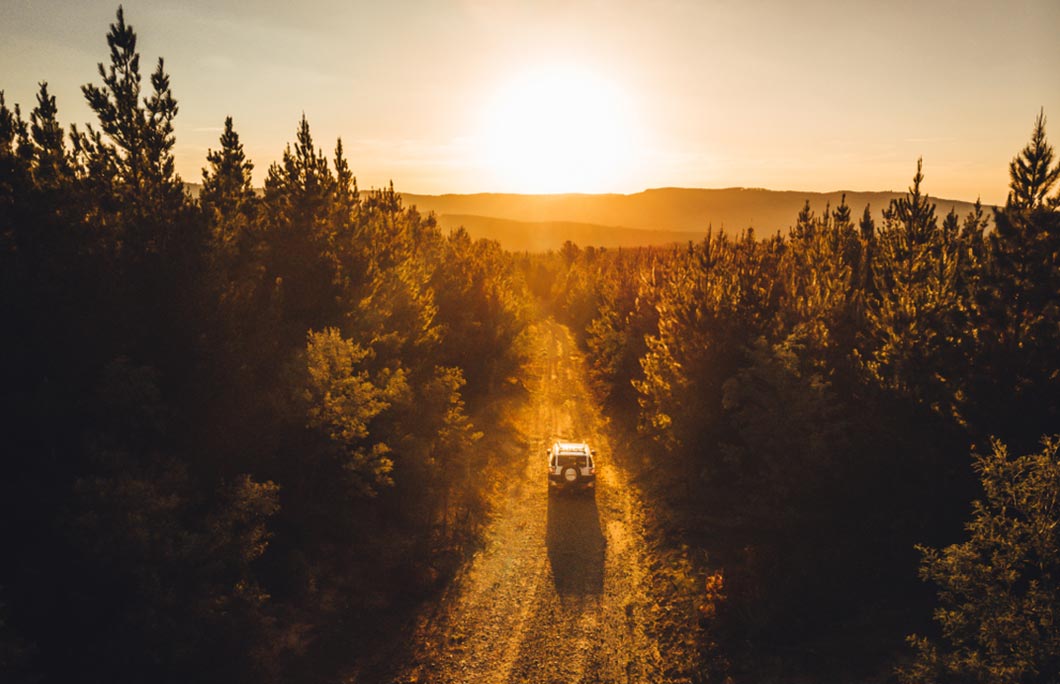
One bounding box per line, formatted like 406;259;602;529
391;320;699;683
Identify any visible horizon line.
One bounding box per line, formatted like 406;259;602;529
182;181;993;206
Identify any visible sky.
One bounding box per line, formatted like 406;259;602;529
1;0;1058;204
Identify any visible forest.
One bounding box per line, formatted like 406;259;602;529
537;123;1060;680
0;10;532;683
2;8;1059;684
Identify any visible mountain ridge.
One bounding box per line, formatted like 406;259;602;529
402;187;991;234
184;183;993;250
432;214;703;251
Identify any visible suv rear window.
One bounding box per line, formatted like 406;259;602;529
557;455;589;468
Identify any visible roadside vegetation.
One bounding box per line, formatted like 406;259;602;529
0;10;531;683
2;8;1059;684
536;112;1060;681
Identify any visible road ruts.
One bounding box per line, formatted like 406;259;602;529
391;319;690;684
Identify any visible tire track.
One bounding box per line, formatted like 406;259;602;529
391;319;692;683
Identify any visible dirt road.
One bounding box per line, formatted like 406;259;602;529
392;320;701;683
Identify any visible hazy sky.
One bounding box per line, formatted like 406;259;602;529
2;0;1058;203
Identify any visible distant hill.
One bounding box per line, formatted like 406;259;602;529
185;183;992;251
432;214;703;252
404;188;992;248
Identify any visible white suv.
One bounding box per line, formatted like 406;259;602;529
546;441;597;493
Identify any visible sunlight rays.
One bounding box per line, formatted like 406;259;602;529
477;66;638;193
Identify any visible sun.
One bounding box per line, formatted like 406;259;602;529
478;66;637;194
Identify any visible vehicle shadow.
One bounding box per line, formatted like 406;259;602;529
546;488;606;596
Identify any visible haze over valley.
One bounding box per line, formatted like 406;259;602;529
406;187;991;249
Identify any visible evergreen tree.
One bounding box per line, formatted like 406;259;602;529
0;92;19;154
864;160;965;410
881;157;937;249
1007;109;1060;210
858;203;875;240
201;116;255;221
261;115;344;338
80;6;184;223
332;137;359;215
265;114;334;216
854;203;877;297
832;193;852;229
979;111;1060;445
903;436;1060;684
0;93;29;224
28;82;69;186
792;199;816;239
304;327;408;495
961;199;988;243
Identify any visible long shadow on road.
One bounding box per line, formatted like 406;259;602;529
546;489;606;596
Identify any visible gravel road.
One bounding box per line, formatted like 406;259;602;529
391;319;700;683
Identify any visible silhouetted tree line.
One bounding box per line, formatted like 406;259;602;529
540;114;1060;682
0;9;530;683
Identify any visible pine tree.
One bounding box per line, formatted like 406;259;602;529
304;327;408;495
852;203;877;296
200;116;258;314
953;200;986;295
332;137;359;214
0;93;30;231
864;160;963;410
902;436;1060;684
1007;109;1060;210
265;113;334;213
28;82;69;186
0;92;18;154
792;199;816;239
980;111;1060;445
363;179;402;214
260;115;342;338
881;157;937;249
832;193;852;229
858;203;875;241
941;207;960;242
201;116;255;220
78;6;187;256
81;8;181;200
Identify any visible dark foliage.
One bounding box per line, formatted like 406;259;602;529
2;8;1058;684
540;113;1060;680
0;9;530;683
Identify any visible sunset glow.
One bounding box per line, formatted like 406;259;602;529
477;67;638;193
4;2;1060;682
1;1;1057;200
